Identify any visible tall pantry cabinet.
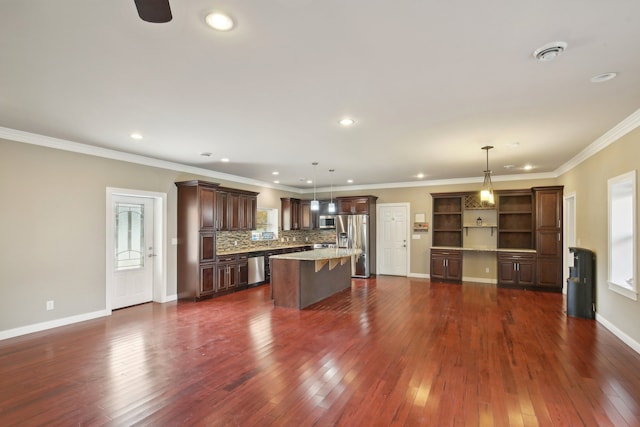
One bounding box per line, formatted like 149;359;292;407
534;186;563;290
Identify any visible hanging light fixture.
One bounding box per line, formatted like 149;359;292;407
328;169;336;213
480;146;495;205
310;162;320;211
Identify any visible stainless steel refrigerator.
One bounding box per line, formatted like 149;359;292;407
336;214;373;278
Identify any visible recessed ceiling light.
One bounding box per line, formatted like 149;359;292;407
272;171;279;175
307;180;313;184
503;164;515;169
273;180;280;184
130;133;143;140
416;173;425;179
220;158;230;162
200;152;212;157
533;41;567;62
339;118;355;126
591;72;617;83
205;12;235;31
523;164;534;171
347;179;353;183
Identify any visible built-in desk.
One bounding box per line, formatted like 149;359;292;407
270;248;361;309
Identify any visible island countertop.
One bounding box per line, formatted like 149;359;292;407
269;248;361;261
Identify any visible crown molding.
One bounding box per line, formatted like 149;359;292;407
0;127;303;193
555;108;640;176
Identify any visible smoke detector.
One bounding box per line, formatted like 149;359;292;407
533;41;568;62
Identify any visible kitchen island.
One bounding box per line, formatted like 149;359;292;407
270;248;361;309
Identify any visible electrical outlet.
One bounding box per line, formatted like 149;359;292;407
234;240;238;246
46;300;54;311
485;267;490;273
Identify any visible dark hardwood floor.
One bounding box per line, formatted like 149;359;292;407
2;276;640;426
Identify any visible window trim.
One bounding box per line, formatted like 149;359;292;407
608;170;637;300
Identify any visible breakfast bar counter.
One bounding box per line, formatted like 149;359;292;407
270;248;361;309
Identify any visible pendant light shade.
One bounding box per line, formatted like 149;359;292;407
328;169;336;213
311;162;319;211
480;146;495;205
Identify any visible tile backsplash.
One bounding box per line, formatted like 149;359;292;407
216;230;336;252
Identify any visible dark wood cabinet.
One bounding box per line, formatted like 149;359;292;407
281;198;301;230
432;193;463;248
498;252;536;288
534;186;563;290
300;200;317;230
336;196;377;215
430;249;462;283
217;188;258;231
176;180;220;300
176;180;259;301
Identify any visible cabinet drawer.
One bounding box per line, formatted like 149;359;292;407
215;254;237;263
497;252;535;262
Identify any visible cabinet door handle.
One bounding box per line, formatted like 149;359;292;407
558;233;561;241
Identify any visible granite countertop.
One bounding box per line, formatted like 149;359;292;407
432;246;537;253
217;243;313;256
270;248;362;261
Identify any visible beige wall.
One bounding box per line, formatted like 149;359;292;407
557;127;640;344
0;139;295;331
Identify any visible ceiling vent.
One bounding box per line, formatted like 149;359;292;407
533;41;568;62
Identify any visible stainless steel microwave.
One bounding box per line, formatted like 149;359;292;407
318;215;336;229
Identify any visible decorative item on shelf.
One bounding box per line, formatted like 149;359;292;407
310;162;319;211
328;169;336;213
413;213;428;232
413;222;429;232
480;145;495;206
476;217;483;226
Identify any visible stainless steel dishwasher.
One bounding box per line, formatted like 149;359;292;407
248;252;265;286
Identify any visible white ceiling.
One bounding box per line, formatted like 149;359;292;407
1;0;640;189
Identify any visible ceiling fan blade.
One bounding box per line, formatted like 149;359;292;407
134;0;172;23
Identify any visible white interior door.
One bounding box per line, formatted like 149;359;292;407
112;195;154;309
378;204;409;276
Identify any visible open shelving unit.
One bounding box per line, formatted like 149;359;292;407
496;190;534;249
432;194;462;247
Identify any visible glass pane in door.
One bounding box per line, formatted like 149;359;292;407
115;202;145;270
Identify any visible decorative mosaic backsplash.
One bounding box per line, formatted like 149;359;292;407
216;230;337;252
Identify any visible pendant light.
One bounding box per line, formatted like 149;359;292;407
328;169;336;213
310;162;320;211
480;146;495;205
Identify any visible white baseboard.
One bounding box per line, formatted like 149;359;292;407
159;294;177;303
408;273;429;279
596;313;640;355
0;310;109;341
463;276;498;285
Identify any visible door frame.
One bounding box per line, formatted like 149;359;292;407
563;192;577;295
376;203;411;277
106;187;168;314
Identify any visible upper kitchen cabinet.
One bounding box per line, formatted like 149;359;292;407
300;200;317;230
336;196;378;215
281;198;301;230
217;187;259;231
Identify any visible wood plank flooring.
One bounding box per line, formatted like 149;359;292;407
2;276;640;426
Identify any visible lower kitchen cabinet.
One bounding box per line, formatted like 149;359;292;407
497;252;536;288
215;254;248;291
430;249;462;283
199;263;216;297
